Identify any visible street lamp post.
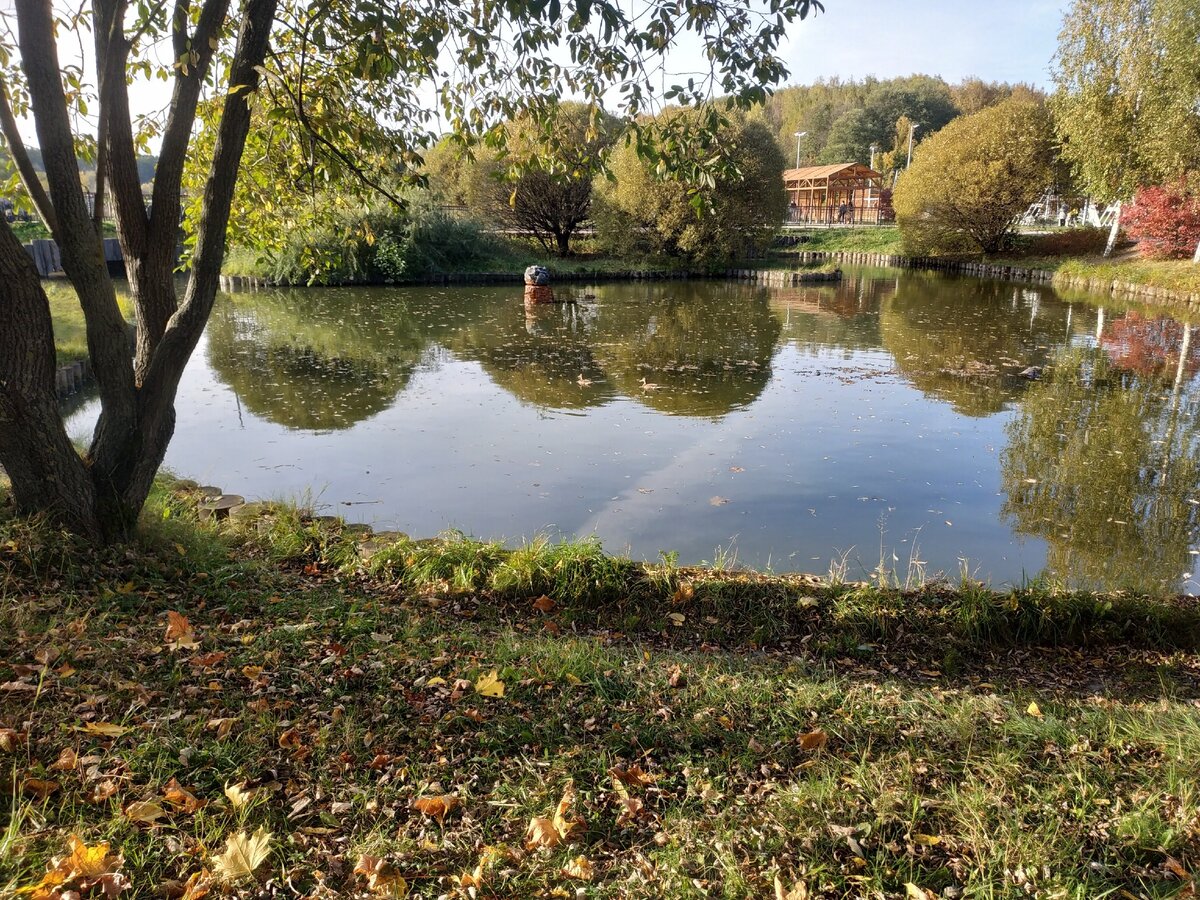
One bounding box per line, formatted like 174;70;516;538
869;144;878;170
906;123;920;169
793;131;807;169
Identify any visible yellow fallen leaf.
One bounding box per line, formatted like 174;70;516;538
905;884;933;900
666;612;686;626
78;721;128;738
774;875;809;900
425;676;447;687
1027;701;1043;718
353;854;409;896
223;782;255;809
912;833;941;846
163;778;205;813
525;816;561;849
211;827;272;883
562;855;595;881
125;800;168;824
474;670;505;698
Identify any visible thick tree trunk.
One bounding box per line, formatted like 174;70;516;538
555;230;571;255
0;220;102;539
0;0;277;544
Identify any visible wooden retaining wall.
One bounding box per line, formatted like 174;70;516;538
25;237;123;276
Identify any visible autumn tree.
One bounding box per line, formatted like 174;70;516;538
893;99;1056;255
450;103;620;256
593;110;786;266
1122;181;1200;261
1051;0;1200;257
0;0;823;542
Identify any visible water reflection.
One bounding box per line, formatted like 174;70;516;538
63;269;1199;592
1002;321;1200;594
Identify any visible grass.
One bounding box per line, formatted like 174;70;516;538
2;483;1199;898
780;226;903;255
44;281;132;366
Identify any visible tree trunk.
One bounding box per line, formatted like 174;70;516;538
0;0;277;544
555;230;571;256
1103;199;1123;258
1193;236;1200;264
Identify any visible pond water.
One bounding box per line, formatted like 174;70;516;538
67;268;1200;593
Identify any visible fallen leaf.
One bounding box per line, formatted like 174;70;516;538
179;869;213;900
798;728;828;751
525;816;561;849
412;794;460;823
211;827;272;883
0;728;25;753
532;595;556;613
49;747;78;771
26;834;128;899
553;780;586;841
775;875;809;900
90;779;119;803
616;795;644;826
164;778;205;813
278;727;302;750
912;833;941;846
709;495;731;506
905;884;933;900
474;670;505;698
562;855;595;881
23;777;60;798
189;651;228;668
78;721;128;738
207;717;236;740
667;664;687;688
666;612;686;626
1027;701;1043;718
610;764;656;787
125;799;168;824
165;611;200;650
223;782;255;809
354;854;409;896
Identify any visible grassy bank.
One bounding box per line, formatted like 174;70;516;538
3;483;1199;898
45;281;132;366
781;225;903;256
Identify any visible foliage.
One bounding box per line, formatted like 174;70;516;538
593;110;787;267
430;102;621;256
756;75;1039;179
1123;182;1200;260
1011;226;1109;258
893;99;1057;255
264;199;508;285
1051;0;1200;202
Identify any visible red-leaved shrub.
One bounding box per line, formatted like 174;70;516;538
1123;182;1200;259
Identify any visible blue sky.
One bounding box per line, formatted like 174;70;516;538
780;0;1068;88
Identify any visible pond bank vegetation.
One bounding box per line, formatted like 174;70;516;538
2;478;1199;898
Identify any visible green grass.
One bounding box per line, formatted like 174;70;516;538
43;281;132;366
2;488;1199;898
781;225;903;255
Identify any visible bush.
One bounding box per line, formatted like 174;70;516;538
894;98;1056;255
592;110;787;267
265;200;508;285
1123;181;1200;260
1017;226;1110;257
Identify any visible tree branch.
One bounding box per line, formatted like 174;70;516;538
0;73;59;237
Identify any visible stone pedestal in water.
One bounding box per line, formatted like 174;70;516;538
523;265;555;304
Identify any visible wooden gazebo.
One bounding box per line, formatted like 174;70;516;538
783;163;883;225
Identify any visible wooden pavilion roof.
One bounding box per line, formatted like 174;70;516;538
783;163;882;187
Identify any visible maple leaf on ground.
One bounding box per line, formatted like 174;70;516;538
474;670;505;698
616;795;644;826
165;611;199;650
563;855;596;881
527;781;587;849
223;782;255;809
532;594;556;613
124;799;168;824
610;764;656;787
25;834;129;900
775;875;809;900
211;828;272;883
797;728;828;751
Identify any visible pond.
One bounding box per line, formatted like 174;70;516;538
67;268;1200;594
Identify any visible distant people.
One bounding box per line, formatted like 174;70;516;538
837;201;848;224
845;199;855;224
788;200;798;222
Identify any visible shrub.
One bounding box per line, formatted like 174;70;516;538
1018;226;1109;257
894;98;1056;255
1123;181;1200;260
265;200;506;285
592;110;787;267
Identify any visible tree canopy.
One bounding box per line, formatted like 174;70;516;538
0;0;823;542
893;98;1056;255
1051;0;1200;203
